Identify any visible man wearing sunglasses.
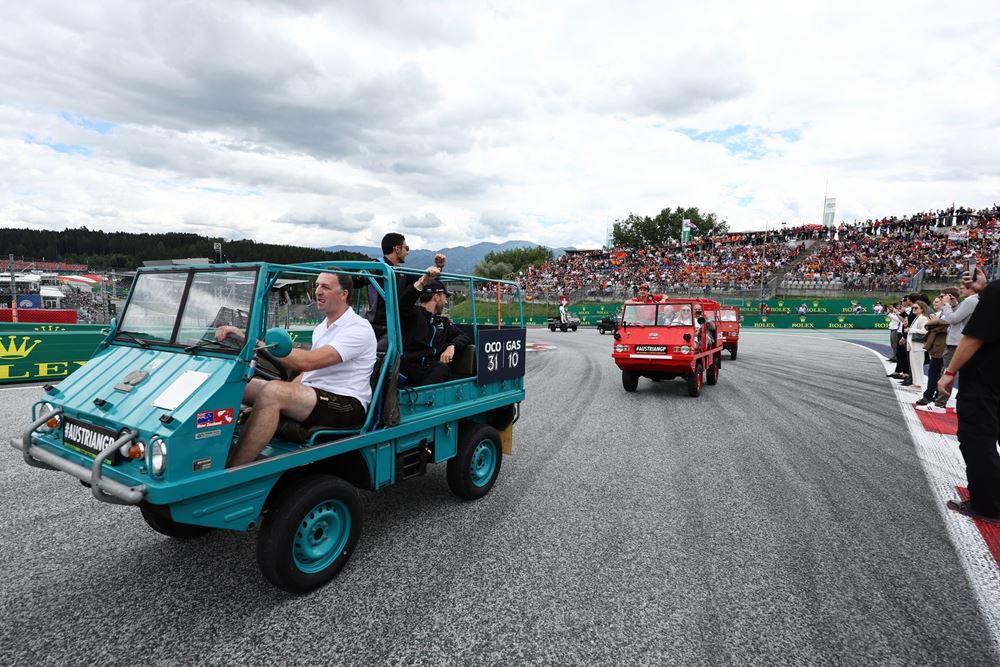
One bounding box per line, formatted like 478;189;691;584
361;232;445;338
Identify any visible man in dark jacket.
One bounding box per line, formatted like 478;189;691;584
399;274;470;387
361;232;445;338
938;268;1000;524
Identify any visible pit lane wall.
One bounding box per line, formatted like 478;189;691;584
0;326;317;385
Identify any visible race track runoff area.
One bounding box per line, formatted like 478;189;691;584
1;329;998;665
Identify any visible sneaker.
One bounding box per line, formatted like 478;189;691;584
914;397;930;406
947;500;1000;525
918;404;947;413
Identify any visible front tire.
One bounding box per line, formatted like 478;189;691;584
730;345;738;360
622;370;639;392
598;326;605;334
571;325;578;332
560;324;568;332
687;363;703;397
140;502;212;539
257;474;362;594
448;423;503;500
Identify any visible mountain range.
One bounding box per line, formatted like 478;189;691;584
323;240;567;275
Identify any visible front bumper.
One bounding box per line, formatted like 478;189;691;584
11;408;147;505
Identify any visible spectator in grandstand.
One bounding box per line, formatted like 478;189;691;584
905;301;930;392
938;268;1000;524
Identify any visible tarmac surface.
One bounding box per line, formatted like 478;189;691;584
1;330;998;665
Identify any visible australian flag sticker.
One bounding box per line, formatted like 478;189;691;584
196;408;235;429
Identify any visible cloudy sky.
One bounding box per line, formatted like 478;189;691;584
1;1;998;250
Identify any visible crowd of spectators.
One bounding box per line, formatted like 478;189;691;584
520;229;809;300
517;206;999;299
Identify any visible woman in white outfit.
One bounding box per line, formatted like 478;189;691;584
906;301;930;392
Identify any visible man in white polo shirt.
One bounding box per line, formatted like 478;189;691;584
218;272;376;467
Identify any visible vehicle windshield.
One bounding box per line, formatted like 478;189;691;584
622;303;695;326
118;269;258;348
719;310;738;322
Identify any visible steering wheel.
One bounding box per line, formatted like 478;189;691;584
254;346;291;382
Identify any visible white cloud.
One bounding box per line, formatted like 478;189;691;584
0;0;998;253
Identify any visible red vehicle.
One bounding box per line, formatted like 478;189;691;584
612;298;723;396
717;306;740;360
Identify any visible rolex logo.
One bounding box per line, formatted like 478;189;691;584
761;316;768;322
800;316;807;322
837;315;845;322
0;335;42;359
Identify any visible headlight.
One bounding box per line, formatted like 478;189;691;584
150;437;167;477
39;402;62;431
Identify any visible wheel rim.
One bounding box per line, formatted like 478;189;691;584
470;439;498;487
292;499;352;574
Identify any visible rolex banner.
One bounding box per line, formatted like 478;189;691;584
823;197;836;227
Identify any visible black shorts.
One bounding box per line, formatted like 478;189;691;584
301;387;366;429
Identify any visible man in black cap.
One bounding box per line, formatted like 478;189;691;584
398;267;470;387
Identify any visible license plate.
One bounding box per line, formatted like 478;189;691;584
635;345;667;353
63;416;120;461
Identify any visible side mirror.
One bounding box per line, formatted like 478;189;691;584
109;317;118;330
264;327;293;358
697;316;706;325
613;332;621;340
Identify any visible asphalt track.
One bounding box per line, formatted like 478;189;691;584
1;330;998;665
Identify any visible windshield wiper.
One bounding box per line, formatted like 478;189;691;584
114;331;151;348
184;339;239;354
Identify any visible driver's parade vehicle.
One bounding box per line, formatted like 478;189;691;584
11;261;526;593
611;297;723;396
717;305;740;360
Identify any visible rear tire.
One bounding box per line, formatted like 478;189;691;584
622;370;639;392
598;326;605;334
140;502;212;539
706;354;720;385
448;423;503;500
571;325;578;332
687;363;703;397
257;474;362;594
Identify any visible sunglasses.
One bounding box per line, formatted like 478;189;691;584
397;244;410;251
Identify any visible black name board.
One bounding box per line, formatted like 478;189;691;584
476;328;526;385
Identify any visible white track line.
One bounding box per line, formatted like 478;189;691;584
843;340;1000;655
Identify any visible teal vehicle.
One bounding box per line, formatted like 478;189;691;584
11;261;526;593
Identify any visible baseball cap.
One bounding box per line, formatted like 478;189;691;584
422;280;453;296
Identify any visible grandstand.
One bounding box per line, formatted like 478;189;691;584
519;204;999;302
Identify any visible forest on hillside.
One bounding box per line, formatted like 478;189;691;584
0;227;369;269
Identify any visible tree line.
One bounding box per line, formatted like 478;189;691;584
612;206;728;248
0;227;368;269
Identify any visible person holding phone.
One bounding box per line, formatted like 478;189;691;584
938;267;1000;524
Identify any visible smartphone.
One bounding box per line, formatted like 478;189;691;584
968;256;977;277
